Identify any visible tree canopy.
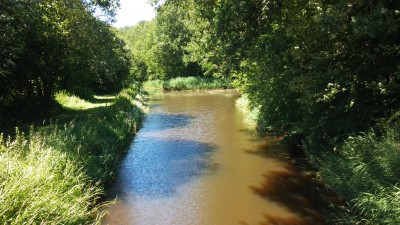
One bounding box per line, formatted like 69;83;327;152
119;0;400;151
0;0;130;107
2;0;399;151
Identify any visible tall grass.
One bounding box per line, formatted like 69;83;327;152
312;119;400;224
143;76;233;91
0;130;102;224
0;84;146;224
235;94;260;128
142;79;164;90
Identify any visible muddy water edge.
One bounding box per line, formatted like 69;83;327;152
102;90;337;225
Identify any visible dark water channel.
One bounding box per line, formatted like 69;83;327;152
102;90;332;225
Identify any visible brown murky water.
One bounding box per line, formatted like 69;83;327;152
102;90;330;225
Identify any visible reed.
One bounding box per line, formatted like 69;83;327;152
313;120;400;224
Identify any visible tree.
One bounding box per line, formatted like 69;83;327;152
160;0;400;151
117;2;203;80
0;0;130;107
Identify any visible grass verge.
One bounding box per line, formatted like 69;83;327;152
143;76;233;91
0;84;146;224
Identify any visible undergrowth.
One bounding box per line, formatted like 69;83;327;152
0;84;146;224
143;76;232;91
309;118;400;224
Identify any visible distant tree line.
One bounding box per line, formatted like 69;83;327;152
0;0;130;107
117;3;205;81
122;0;399;152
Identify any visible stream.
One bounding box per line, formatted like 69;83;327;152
102;90;331;225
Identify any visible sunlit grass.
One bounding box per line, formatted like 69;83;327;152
235;94;260;128
55;91;115;110
0;84;146;224
0;130;102;224
143;76;233;91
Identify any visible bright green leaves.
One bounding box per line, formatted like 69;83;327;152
118;1;204;81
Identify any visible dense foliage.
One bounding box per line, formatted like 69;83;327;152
144;0;399;146
116;3;206;81
137;0;400;223
127;0;400;156
0;0;130;108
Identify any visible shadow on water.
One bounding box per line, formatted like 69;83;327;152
244;137;341;225
250;169;327;225
141;113;194;132
117;139;217;199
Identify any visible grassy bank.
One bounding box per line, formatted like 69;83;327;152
0;84;146;224
311;119;400;224
143;76;233;91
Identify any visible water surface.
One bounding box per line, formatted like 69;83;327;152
102;90;329;225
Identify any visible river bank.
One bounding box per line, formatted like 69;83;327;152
305;122;400;224
237;93;400;224
0;84;145;224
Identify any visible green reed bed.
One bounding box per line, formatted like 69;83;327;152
0;84;146;224
310;119;400;224
143;76;233;91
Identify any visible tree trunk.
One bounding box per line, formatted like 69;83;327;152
40;73;55;108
